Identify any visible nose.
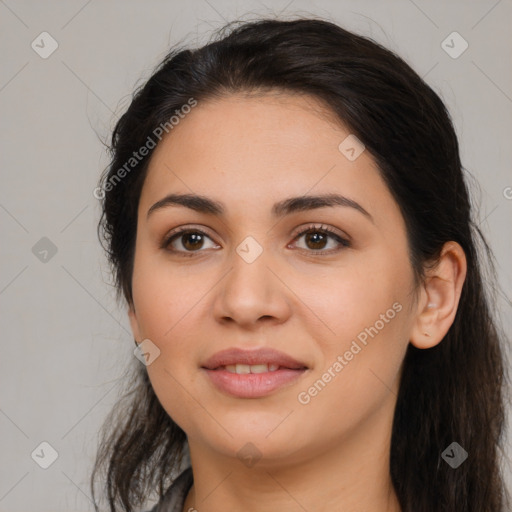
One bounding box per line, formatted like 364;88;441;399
212;245;292;330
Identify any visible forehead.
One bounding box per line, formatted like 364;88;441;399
139;92;399;226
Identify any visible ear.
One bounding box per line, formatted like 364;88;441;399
128;303;142;343
410;241;467;349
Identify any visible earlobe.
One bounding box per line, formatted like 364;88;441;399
409;241;467;349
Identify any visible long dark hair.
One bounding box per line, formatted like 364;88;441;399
92;17;511;511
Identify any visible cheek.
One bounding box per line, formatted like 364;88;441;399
131;258;207;431
295;255;408;343
292;301;408;450
293;253;411;404
299;284;407;395
131;248;203;341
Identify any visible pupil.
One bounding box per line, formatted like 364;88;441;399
306;232;326;250
183;233;203;250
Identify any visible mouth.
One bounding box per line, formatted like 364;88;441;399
201;347;308;398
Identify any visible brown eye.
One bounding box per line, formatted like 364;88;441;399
181;232;205;251
291;225;350;254
163;229;220;254
304;231;329;250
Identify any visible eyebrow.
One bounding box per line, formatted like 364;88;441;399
147;192;373;222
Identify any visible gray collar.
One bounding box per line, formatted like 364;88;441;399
149;467;193;512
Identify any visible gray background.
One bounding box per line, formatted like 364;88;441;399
1;0;511;510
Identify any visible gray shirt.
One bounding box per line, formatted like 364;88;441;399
147;467;193;512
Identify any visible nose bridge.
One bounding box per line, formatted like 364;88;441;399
212;235;291;327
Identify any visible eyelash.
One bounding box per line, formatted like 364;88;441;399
161;223;351;257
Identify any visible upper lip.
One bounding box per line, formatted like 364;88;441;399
201;347;308;370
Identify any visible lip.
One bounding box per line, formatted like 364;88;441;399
201;347;308;370
201;347;308;399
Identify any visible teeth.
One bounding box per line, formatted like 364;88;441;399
223;363;281;374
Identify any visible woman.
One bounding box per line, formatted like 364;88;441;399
91;17;511;512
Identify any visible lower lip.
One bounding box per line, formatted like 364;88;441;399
202;368;306;398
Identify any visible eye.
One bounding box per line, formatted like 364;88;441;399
161;223;350;256
289;224;350;254
162;227;220;255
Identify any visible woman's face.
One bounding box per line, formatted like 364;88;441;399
129;92;418;465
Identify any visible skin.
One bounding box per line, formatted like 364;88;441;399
128;92;467;512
